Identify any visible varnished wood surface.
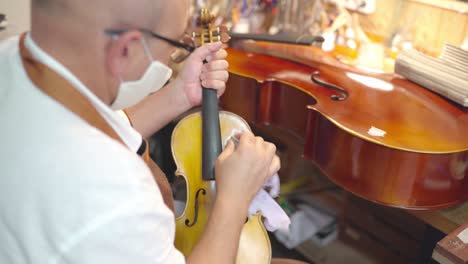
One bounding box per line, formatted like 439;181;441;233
226;47;467;153
172;111;271;262
222;47;468;209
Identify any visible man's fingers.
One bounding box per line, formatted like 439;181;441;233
191;42;223;61
255;136;265;149
206;48;228;62
217;85;226;97
202;60;229;72
265;142;277;157
218;140;235;161
200;71;229;82
201;80;225;90
268;155;281;177
239;131;255;145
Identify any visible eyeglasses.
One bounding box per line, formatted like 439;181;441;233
104;28;196;63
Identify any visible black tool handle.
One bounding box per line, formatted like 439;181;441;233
230;32;324;46
201;88;222;181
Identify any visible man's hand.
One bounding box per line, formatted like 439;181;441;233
187;132;280;264
174;42;229;109
214;132;281;213
125;42;229;139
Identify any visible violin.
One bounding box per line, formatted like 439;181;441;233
221;41;468;210
171;9;271;263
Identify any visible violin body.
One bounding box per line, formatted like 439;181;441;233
221;46;468;210
171;9;271;263
172;111;271;263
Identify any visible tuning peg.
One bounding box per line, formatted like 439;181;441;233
197;8;215;27
218;26;231;44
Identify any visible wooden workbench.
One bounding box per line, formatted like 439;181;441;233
409;202;468;234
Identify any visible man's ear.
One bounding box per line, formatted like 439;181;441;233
105;30;142;78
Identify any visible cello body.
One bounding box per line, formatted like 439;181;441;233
221;45;468;210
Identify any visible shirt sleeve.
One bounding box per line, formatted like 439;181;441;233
115;110;133;126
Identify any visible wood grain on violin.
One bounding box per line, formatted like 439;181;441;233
172;9;271;263
221;46;468;210
172;112;271;263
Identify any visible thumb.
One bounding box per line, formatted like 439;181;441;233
191;42;223;61
218;140;235;161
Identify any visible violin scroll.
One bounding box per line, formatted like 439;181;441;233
191;8;230;47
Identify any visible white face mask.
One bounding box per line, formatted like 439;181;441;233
111;38;173;110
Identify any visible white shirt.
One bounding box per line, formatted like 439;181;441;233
24;33;142;152
0;35;185;264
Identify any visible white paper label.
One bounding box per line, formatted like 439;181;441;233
457;227;468;244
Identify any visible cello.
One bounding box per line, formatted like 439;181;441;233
220;40;468;210
171;9;271;263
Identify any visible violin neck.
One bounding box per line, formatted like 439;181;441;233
202;87;222;181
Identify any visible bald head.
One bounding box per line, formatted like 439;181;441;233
31;0;58;8
29;0;191;105
31;0;191;33
31;0;73;16
31;0;50;8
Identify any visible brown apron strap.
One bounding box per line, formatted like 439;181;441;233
19;33;174;211
19;34;123;145
140;140;175;211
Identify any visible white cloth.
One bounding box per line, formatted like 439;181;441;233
248;188;291;232
0;35;184;263
223;130;291;232
275;203;335;249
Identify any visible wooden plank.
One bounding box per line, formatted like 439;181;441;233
408;0;468;12
464;19;468;44
343;196;423;259
340;221;411;264
347;194;427;241
356;0;400;38
435;10;467;52
409;202;468;235
399;1;443;55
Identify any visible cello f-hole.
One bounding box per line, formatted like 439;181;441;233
311;71;349;101
185;188;206;227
